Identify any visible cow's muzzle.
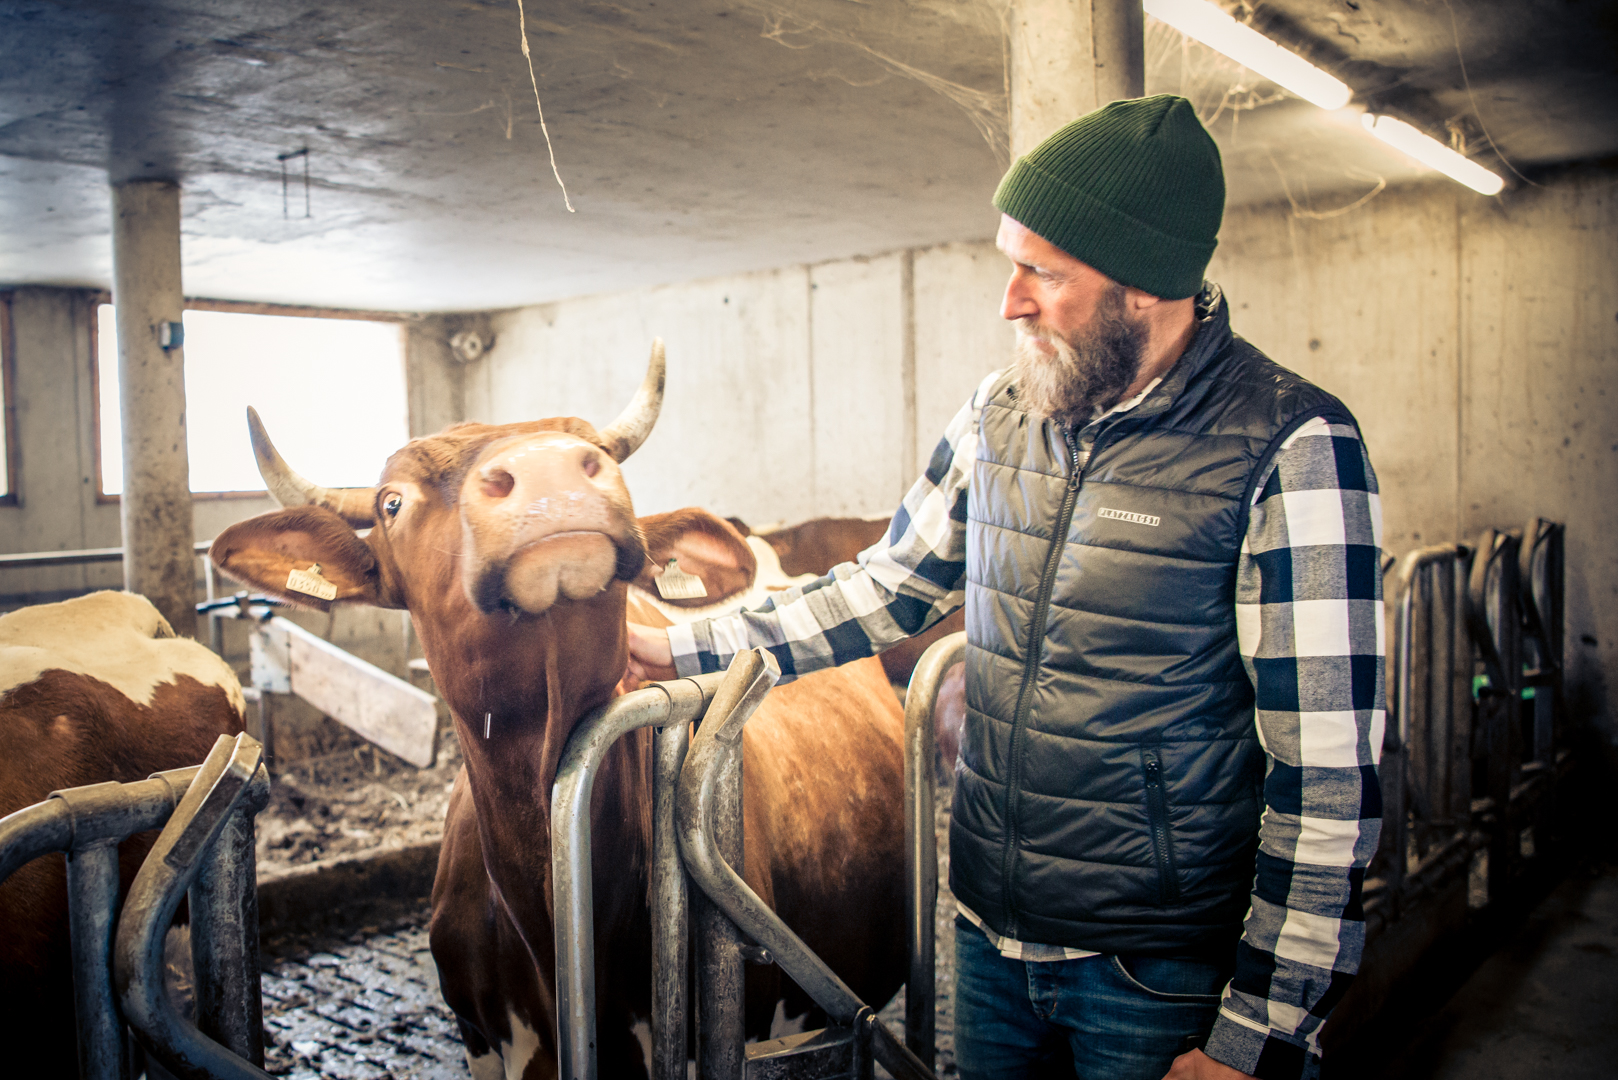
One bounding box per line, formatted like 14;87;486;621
460;433;645;615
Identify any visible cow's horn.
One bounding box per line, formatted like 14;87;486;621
597;339;665;463
246;407;378;528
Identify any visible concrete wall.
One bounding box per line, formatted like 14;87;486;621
463;241;1015;527
1209;170;1618;757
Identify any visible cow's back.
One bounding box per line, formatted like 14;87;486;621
739;654;906;1028
0;591;246;1067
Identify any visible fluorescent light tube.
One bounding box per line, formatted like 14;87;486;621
1361;113;1505;195
1144;0;1352;110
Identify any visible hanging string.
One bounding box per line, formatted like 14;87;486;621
277;147;312;219
516;0;575;212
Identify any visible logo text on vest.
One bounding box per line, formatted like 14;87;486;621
1097;507;1161;527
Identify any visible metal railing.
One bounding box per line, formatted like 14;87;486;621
1372;543;1474;929
1370;522;1569;935
902;631;966;1071
552;648;943;1080
0;732;270;1080
551;669;723;1080
0;540;233;649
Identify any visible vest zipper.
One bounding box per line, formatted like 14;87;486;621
999;426;1083;937
1142;750;1183;903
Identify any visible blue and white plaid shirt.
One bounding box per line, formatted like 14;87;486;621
670;361;1384;1079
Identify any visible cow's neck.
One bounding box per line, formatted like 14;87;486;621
420;585;643;939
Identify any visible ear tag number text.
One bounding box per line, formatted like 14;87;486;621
286;563;339;602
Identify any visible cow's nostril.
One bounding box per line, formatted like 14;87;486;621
480;468;515;500
581;451;600;479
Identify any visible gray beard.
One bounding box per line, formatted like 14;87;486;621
1010;289;1147;427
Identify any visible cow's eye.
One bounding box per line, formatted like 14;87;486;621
383;493;403;518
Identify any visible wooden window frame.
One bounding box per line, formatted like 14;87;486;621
90;295;410;504
0;292;19;506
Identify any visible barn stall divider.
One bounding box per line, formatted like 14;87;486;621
0;732;270;1080
551;643;956;1080
1325;518;1570;1045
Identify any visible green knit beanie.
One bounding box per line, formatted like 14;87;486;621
993;95;1224;300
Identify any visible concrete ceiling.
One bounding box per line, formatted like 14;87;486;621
1;0;1614;311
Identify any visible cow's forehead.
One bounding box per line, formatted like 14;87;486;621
380;416;606;489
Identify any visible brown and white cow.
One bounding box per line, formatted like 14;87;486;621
209;343;906;1079
0;590;246;1075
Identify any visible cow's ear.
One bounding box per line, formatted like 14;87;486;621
210;505;400;611
635;508;757;608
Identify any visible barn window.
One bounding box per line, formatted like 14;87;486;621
94;302;409;497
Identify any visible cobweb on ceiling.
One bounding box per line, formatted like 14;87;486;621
734;2;1383;218
739;0;1013;166
1144;16;1386;218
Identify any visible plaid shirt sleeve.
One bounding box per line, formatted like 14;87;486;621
1202;416;1385;1080
666;371;998;679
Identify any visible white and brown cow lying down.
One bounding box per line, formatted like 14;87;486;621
210;343;907;1080
0;591;246;1076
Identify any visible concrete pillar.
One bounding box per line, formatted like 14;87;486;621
110;179;196;636
1008;0;1146;157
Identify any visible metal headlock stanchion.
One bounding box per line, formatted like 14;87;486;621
551;669;726;1080
902;631;965;1072
1370;521;1569;932
675;648;933;1080
115;733;273;1079
553;640;957;1080
0;731;270;1080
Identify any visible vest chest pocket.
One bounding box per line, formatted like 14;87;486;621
1141;748;1183;903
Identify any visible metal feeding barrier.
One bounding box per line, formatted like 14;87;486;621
1368;520;1569;935
553;635;966;1080
0;732;270;1080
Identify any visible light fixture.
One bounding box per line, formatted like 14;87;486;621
1361;114;1505;195
1143;0;1352;110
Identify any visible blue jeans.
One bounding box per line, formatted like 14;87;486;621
953;917;1228;1080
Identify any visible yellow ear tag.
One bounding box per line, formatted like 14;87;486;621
285;562;338;602
655;558;708;601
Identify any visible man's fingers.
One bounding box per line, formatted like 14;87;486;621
1159;1049;1257;1080
626;622;676;682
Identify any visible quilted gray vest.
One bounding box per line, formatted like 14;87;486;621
949;294;1355;957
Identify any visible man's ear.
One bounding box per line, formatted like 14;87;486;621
210;505;400;611
634;508;757;609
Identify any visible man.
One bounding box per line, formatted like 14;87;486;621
629;95;1382;1080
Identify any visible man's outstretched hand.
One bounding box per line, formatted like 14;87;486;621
1161;1049;1257;1080
627;622;676;683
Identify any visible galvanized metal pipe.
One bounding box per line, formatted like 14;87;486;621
114;733;273;1080
1389;546;1470;891
0;540;210;570
0;798;73;880
676;648;935;1080
551;672;722;1080
191;786;269;1065
692;654;760;1080
903;630;965;1070
0;767;204;887
695;732;744;1080
0;763;221;1080
67;838;126;1080
650;721;690;1080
